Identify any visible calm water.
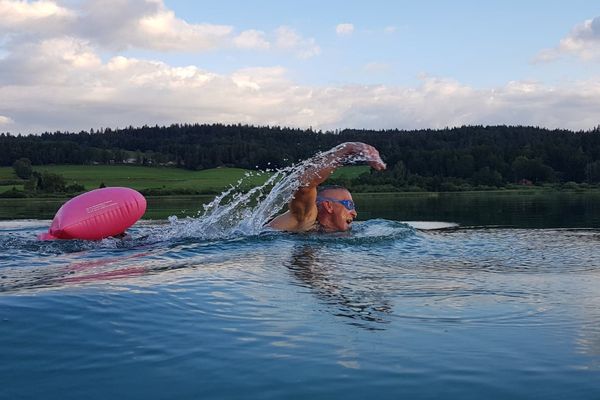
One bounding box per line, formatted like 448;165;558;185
1;192;600;399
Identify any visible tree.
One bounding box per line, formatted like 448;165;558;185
12;157;32;179
512;156;555;183
585;161;600;183
472;167;503;187
391;161;408;185
39;172;67;192
66;183;85;193
25;171;67;193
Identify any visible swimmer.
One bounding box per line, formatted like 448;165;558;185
267;142;386;233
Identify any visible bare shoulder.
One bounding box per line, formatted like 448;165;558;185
267;209;317;232
267;186;319;232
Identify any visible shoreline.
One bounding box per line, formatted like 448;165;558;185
1;187;600;201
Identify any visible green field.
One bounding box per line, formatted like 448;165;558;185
0;165;369;194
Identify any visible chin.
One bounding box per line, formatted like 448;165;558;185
330;224;349;232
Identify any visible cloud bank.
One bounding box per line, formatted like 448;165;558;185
1;39;598;133
0;0;76;32
0;0;319;55
0;1;598;134
535;16;600;62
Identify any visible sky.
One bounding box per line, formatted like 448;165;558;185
0;0;599;134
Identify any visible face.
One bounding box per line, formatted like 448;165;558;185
318;189;357;232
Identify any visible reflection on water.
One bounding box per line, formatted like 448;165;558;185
287;244;393;329
355;191;600;228
3;191;600;228
1;219;600;398
3;142;600;400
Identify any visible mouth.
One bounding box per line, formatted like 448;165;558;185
346;218;353;225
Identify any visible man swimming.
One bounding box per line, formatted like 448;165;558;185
267;142;386;233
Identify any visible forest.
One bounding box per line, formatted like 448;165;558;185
2;123;600;193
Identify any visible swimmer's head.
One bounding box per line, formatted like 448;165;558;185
316;186;357;232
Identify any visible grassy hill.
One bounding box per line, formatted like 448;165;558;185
0;165;369;195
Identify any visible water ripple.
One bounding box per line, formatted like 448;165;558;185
1;220;600;334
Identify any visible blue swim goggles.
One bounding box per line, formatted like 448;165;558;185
316;196;356;211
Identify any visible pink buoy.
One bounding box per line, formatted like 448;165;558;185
38;187;146;240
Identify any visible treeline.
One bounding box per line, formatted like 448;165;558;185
2;124;600;191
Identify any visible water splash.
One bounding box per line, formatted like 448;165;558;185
153;144;380;240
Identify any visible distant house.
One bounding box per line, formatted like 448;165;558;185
518;179;533;185
124;158;137;164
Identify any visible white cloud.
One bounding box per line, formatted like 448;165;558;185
136;10;232;51
76;0;233;52
1;2;598;133
231;67;287;90
0;37;101;85
275;26;320;59
0;0;234;53
384;26;397;34
0;0;76;34
336;23;354;36
0;38;599;134
535;16;600;62
104;56;217;89
233;29;270;50
0;1;320;57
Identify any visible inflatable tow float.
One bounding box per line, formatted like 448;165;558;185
38;187;146;240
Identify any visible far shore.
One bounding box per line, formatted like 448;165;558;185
1;187;600;201
2;164;599;199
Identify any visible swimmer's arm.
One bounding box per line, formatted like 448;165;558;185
268;142;385;231
268;146;346;231
297;142;386;188
267;186;318;231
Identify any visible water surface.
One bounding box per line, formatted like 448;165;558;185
3;190;600;227
2;168;600;399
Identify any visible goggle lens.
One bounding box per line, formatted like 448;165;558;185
317;197;355;211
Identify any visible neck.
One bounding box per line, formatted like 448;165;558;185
315;217;334;232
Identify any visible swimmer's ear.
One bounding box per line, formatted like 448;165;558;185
322;201;335;213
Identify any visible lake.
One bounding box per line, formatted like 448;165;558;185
1;192;600;399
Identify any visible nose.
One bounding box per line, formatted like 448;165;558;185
350;209;357;218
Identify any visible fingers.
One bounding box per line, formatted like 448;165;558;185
340;142;386;170
369;159;386;171
362;146;386;170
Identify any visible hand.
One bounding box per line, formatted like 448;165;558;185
340;142;386;171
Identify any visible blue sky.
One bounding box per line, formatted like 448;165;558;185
160;0;599;85
0;0;599;133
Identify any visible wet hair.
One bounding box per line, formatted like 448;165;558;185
316;186;350;210
317;185;349;195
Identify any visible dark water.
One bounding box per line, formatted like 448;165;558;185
3;191;600;227
354;191;600;228
1;193;600;399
